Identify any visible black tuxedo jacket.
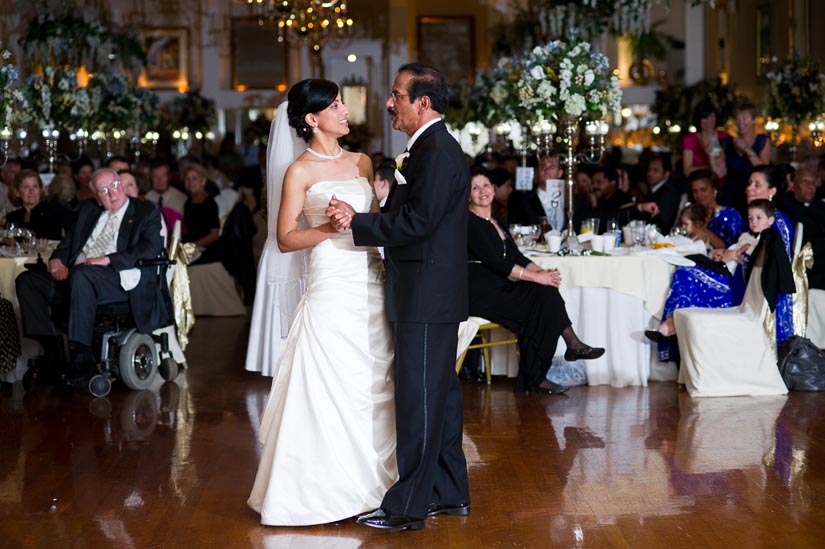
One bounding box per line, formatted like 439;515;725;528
51;198;167;334
352;120;470;323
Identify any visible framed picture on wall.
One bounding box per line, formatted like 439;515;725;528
232;18;288;90
417;16;475;85
141;28;188;89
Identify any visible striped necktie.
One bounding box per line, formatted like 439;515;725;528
84;212;119;259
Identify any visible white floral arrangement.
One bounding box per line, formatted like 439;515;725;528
766;56;825;127
0;43;20;130
519;38;622;123
17;66;91;131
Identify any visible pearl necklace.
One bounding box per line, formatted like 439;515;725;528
306;146;343;160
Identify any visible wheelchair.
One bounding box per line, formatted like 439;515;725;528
23;256;181;398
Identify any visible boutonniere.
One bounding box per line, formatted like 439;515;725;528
395;151;410;171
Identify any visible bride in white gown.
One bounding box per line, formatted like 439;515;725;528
247;80;397;525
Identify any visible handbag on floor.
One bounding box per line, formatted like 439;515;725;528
778;335;825;391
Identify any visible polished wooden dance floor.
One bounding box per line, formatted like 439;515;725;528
3;316;825;548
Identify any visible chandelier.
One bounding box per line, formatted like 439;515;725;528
235;0;353;53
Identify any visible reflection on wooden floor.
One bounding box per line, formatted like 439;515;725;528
2;316;825;547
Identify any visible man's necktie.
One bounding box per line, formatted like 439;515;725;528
158;194;163;209
84;212;119;259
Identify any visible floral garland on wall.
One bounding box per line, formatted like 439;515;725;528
766;57;825;127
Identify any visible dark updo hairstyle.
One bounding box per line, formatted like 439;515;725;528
287;79;339;143
688;168;719;190
751;164;785;193
469;165;490;181
691;99;719;129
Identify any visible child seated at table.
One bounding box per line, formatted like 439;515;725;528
711;198;774;275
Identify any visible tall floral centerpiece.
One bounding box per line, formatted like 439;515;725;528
766;57;825;157
519;38;622;240
0;43;21;164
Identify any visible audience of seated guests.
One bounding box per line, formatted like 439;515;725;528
686;169;743;249
0;157;22;221
488;167;513;222
71;156;96;204
682;100;729;180
47;174;77;204
182;163;222;264
647;165;794;361
4;170;73;240
55;159;73;179
723;102;771;215
146;158;188;217
466;166;604;395
631;153;682;234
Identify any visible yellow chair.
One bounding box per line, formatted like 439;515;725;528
455;321;519;385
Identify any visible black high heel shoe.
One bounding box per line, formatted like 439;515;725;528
564;345;605;362
531;380;570;395
644;330;675;343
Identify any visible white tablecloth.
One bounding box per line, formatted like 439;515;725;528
458;250;680;387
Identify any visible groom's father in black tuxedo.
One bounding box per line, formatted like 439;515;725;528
328;63;471;531
16;168;166;382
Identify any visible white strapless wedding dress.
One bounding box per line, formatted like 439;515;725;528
248;178;397;526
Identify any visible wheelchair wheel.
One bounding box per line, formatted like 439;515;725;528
118;334;159;391
159;357;179;381
89;375;112;398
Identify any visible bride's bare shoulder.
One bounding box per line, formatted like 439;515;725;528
284;156;315;187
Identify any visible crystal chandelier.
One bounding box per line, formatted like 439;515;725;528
235;0;354;53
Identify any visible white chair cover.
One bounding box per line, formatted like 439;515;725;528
808;289;825;348
674;250;789;397
188;262;246;316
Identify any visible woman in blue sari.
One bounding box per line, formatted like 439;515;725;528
648;165;793;361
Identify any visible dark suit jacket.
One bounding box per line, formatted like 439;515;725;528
5;199;74;240
351;120;469;323
51;198;166;334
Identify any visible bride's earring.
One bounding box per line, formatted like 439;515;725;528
312;127;318;134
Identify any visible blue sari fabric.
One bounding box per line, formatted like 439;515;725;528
707;207;743;248
657;208;794;362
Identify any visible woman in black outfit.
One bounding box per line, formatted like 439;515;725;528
4;169;73;240
182;163;222;264
467;167;604;394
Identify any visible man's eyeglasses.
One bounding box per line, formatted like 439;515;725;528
390;92;410;103
96;180;121;196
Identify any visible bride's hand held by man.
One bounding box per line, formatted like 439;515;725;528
327;194;355;231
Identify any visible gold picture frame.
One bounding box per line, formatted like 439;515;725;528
141;28;188;90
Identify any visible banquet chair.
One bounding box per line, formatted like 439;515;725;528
455;317;519;384
673;244;788;397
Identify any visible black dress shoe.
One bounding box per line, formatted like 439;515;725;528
357;508;425;531
531;381;569;395
644;330;675;343
564;345;605;362
427;502;471;517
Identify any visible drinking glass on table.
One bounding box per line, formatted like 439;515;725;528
537;216;551;243
632;221;646;249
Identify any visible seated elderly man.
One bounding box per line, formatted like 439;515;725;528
16;168;167;383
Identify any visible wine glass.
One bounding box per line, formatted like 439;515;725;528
525;224;541;248
632;222;646;250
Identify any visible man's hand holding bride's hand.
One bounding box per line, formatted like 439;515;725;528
327;195;356;232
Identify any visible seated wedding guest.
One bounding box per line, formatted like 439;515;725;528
146;159;187;215
15;168;166;382
47;174;77;204
104;155;131;173
55;159;72;179
590;165;635;229
0;157;22;222
488;167;513;222
509;154;568;229
4;170;73;240
217;133;243;185
723;102;771;214
676;203;713;245
118;170;140;199
632;153;681;234
782;168;825;290
72;156;96;204
686;169;743;249
372;161;394;206
646;165;794;360
467;167;604;395
182;163;222;264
